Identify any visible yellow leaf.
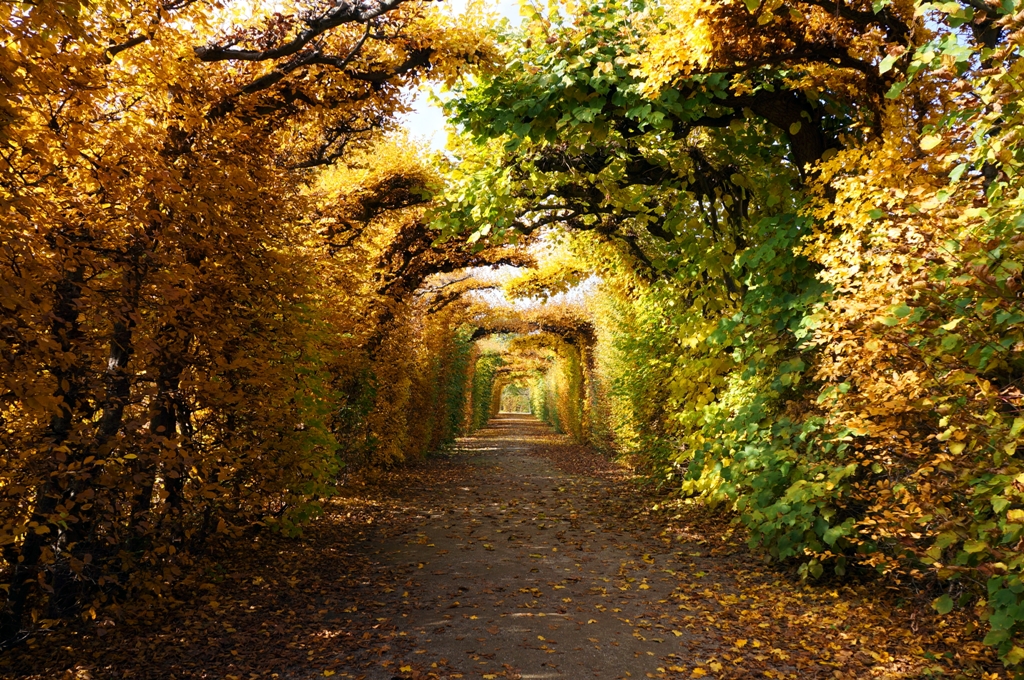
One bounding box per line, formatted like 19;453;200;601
1004;646;1024;665
692;669;707;678
399;666;412;673
920;134;942;151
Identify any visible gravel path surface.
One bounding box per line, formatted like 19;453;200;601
367;414;694;680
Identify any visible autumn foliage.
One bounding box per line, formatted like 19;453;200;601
4;0;1024;672
0;0;512;649
439;0;1024;670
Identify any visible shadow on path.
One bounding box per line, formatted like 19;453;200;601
367;414;684;679
2;414;983;679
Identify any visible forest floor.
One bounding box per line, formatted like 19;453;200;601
2;415;1001;679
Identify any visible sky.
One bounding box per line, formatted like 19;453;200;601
400;0;522;151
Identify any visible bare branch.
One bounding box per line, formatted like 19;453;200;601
106;34;150;59
345;47;433;83
105;0;205;60
239;23;372;95
415;274;477;296
194;0;408;63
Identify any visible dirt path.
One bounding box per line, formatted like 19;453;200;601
365;414;684;680
2;415;991;679
359;415;981;680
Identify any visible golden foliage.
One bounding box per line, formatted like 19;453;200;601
0;0;498;644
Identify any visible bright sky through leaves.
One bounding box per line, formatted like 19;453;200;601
402;0;522;150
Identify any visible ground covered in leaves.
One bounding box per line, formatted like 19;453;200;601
2;415;1004;679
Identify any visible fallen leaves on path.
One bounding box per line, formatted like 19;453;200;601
1;416;1008;679
0;457;476;680
523;420;1006;680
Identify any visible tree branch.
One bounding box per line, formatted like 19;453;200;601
194;0;408;63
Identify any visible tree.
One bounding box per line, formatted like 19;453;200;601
437;0;1024;666
0;0;497;646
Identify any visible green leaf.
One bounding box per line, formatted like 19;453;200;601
949;162;968;182
963;539;987;553
1003;646;1024;666
940;333;961;350
933;594;954;615
885;80;909;99
879;53;899;74
984;628;1010;646
823;525;845;546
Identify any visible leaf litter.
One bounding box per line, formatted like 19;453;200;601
2;415;1004;679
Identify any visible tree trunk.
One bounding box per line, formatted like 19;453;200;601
132;327;190;522
0;268;83;646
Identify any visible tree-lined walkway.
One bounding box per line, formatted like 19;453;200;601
4;416;979;679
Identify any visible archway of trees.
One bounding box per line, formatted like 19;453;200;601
498;384;531;414
3;0;1024;672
